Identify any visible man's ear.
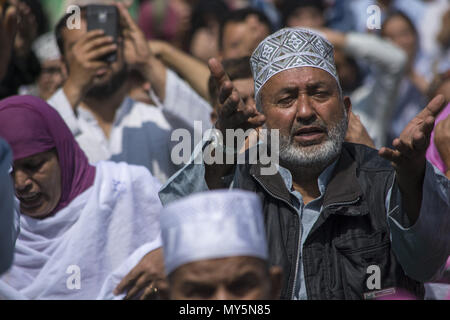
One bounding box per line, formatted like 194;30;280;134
269;266;283;299
343;96;352;121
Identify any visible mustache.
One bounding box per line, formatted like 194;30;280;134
289;119;328;136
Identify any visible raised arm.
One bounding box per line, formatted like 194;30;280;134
321;29;407;147
0;5;17;82
204;58;265;189
149;40;211;101
379;95;447;224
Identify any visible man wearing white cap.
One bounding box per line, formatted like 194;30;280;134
160;28;449;300
161;190;282;300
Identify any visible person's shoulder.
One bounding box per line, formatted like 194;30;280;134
342;142;393;172
127;98;174;127
96;161;161;189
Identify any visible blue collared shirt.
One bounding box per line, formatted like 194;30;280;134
277;162;337;299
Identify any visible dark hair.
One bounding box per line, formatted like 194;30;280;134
190;0;230;33
55;6;87;57
188;0;230;50
208;56;253;106
218;8;272;51
21;0;49;36
381;10;418;39
280;0;326;27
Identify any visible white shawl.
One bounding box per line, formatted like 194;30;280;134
0;161;162;299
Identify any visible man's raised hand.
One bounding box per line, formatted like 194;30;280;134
208;57;265;135
379;95;446;177
379;94;446;224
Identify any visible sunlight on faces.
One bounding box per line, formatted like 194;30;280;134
168;256;281;300
221;16;271;60
382;15;417;63
37;59;65;100
12;150;62;219
286;6;325;29
260;67;349;172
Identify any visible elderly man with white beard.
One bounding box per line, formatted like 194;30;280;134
159;28;449;300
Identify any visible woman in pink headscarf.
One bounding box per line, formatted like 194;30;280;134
424;102;450;300
0;96;164;300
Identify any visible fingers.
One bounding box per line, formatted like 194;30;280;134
114;268;142;295
140;279;169;300
78;30;107;48
4;5;18;35
378;146;402;164
419;94;446;119
124;275;149;300
247;114;266;128
83;35;115;53
218;80;233;105
392;138;413;158
85;43;117;61
140;285;158;300
116;2;138;32
208;57;231;89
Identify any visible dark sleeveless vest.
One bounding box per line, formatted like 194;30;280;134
237;142;424;300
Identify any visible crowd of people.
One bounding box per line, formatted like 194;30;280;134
0;0;449;300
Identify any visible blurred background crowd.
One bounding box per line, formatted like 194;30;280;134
0;0;449;301
0;0;449;149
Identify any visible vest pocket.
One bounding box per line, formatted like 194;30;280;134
333;235;392;300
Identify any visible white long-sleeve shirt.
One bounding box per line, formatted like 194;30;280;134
47;69;212;183
345;33;407;148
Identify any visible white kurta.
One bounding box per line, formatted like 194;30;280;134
0;161;162;300
47;69;212;184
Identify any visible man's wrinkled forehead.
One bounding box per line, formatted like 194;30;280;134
261;66;340;95
250;27;340;98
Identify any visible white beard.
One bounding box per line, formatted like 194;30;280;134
267;112;348;174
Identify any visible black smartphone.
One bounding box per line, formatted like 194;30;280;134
86;5;119;63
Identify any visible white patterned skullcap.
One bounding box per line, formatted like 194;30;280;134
160;190;268;275
250;27;339;98
32;33;61;64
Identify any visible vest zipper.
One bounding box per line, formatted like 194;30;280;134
251;174;301;300
323;197;361;211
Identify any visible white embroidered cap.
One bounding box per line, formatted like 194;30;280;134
32;33;61;64
250;27;339;98
161;190;268;275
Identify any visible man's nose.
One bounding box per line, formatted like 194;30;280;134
14;169;33;193
295;94;316;123
212;286;231;300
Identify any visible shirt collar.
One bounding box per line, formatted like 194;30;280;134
77;97;134;126
277;159;338;197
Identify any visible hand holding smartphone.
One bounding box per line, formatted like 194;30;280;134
86;5;119;63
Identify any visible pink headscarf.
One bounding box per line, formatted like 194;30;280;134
0;95;96;215
426;103;450;174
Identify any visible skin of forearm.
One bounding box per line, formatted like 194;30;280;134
158;43;211;101
409;71;429;95
143;55;167;102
